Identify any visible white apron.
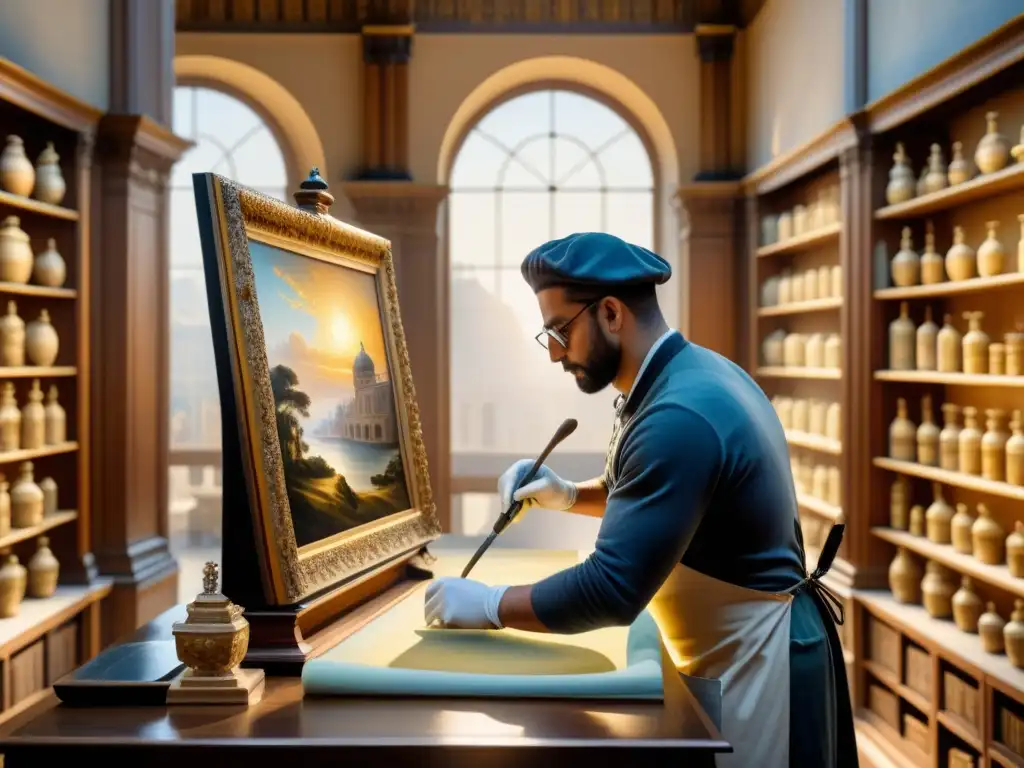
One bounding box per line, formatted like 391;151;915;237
646;562;795;768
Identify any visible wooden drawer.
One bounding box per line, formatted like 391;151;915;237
943;671;979;731
996;694;1024;761
869;684;900;732
9;639;45;708
903;644;931;700
45;620;79;684
903;712;929;756
948;746;975;768
867;616;900;675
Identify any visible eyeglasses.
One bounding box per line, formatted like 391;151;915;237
534;300;599;350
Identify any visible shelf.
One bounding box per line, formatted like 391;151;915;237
0;190;79;222
989;742;1024;768
797;492;843;522
874;162;1024;220
936;710;983;751
755;222;842;257
0;441;77;465
786;430;842;455
873;526;1024;599
0;366;76;378
0;510;77;550
0;281;76;299
755;366;842;380
857;589;1024;695
863;657;932;715
758;296;843;317
873;271;1024;300
873;457;1024;502
874;370;1024;387
0;580;111;659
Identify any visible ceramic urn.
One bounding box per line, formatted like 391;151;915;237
27;535;59;598
0;136;34;196
32;142;66;205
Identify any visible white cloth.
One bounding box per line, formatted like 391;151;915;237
646;562;794;767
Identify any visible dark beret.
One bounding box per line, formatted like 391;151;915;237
520;232;672;293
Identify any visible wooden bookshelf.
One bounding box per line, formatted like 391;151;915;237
853;16;1024;767
0;56;106;724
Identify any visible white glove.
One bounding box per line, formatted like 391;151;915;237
497;459;578;523
424;576;509;629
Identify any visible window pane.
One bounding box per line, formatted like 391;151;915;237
499;138;550;189
195;88;263;150
170;188;203;268
173;139;228;187
605;191;655;249
173;87;195;139
230;127;287;189
499;192;551;267
554;137;603;190
450;131;510;188
449;192;497;268
553;90;628;151
554;191;603;237
598;131;653;189
475;91;551;149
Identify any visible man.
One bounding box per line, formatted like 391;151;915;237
424;232;856;767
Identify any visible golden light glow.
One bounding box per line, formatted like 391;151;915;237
331;313;354;350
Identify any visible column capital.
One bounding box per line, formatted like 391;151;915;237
341;181;447;233
694;23;737;62
361;25;414;65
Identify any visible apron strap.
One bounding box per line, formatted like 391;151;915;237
785;522;846;626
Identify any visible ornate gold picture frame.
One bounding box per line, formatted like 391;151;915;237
192;171;440;605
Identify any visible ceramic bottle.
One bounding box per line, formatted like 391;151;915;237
920;222;945;284
817;265;830;299
982;408;1009;482
1008;521;1024;578
10;461;43;528
1007;410;1024;486
921;561;956;618
952;576;983;632
951;503;975;554
25;309;58;366
889;398;917;461
959;407;983;475
1005;600;1024;668
762;329;785;367
783;333;805;367
916;165;929;197
962;311;990;375
0;215;33;284
886;142;916;205
826;467;840;507
1019;214;1024;273
0;477;8;537
921;144;948;194
0;301;24;367
0;136;34;196
792;399;809;433
925;482;953;543
31;238;66;288
809;400;826;435
889;302;916;370
890;476;910;530
805;333;824;368
937;314;963;372
777;269;792;304
972;503;1005;565
1006;324;1024;376
778;213;793;241
0;382;19;452
940;403;962;471
44;385;65;445
891;227;920;287
916;306;938;371
831;265;842;297
26;536;58;598
889;547;921;603
975;111;1010;174
917;395;940;466
980;603;1006;653
824;333;841;369
32;142;65;205
826;402;841;442
19;379;44;451
977;221;1005;277
947;141;973;185
946;226;977;281
909;505;925;536
0;554;26;618
39;476;56;517
990;343;1006;375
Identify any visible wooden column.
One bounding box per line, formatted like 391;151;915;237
673;183;741;361
341;182;450;531
91;0;191;645
694;23;738;182
358;26;413;180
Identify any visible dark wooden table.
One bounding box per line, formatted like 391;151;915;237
0;606;730;767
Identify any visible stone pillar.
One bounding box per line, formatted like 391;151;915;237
673;183;741;362
693;23;738;182
91;0;191;645
341;182;451;530
358;25;414;180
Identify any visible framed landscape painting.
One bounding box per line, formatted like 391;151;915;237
191;171;440;605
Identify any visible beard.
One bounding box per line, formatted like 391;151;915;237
562;324;621;394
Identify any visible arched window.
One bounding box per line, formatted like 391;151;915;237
448;88;655;541
168;85;288;592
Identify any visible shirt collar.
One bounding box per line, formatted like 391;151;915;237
614;328;679;414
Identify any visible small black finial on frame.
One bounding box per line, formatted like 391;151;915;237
294;167;335;215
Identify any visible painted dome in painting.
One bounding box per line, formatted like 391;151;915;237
353;342;375;375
